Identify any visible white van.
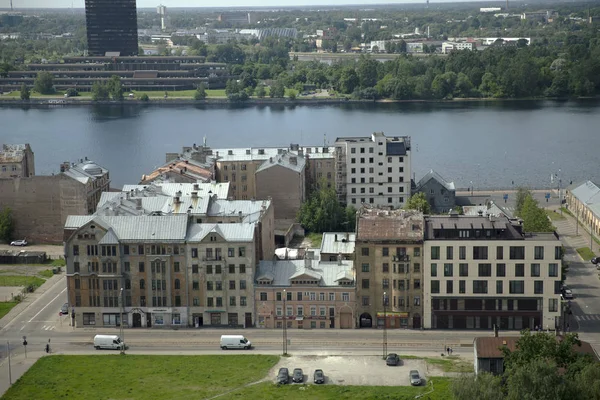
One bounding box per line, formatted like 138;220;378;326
220;335;252;350
94;334;124;350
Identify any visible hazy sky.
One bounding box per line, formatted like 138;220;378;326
8;0;493;8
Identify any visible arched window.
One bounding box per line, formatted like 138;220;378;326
175;279;180;290
140;279;145;290
125;279;131;290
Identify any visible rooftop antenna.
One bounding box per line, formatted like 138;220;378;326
323;133;327;147
10;0;13;11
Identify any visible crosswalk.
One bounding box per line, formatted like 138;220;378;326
574;314;600;322
41;325;56;331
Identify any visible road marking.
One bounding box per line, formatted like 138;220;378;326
19;287;67;331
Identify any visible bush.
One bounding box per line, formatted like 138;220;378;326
227;91;249;102
65;88;78;97
140;94;149;102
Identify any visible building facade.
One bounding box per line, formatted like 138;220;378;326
85;0;139;56
255;253;356;329
423;214;563;331
0;144;35;178
335;133;412;209
565;181;600;241
413;169;456;213
355;208;424;329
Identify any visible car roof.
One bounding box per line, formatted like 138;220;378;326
279;367;288;372
387;353;398;356
410;370;419;374
294;368;302;371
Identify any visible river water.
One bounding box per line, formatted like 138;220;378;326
1;100;599;189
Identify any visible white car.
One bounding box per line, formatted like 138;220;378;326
10;239;27;246
562;289;574;300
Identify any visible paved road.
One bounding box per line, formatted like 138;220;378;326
456;189;561;212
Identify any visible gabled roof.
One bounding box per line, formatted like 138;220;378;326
256;152;306;174
474;337;518;358
568;181;600;205
186;223;255;242
290;269;322;281
98;228;119;244
256;258;354;287
65;215;188;241
415;169;455;192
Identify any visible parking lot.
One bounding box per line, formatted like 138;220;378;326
270;355;428;386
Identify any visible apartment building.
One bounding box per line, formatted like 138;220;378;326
255;252;355;329
423;213;563;331
0;143;35;178
442;42;474;54
335;132;411;209
355;208;424;329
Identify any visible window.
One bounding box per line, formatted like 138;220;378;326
297;306;303;316
431;280;440;294
515;264;525;277
362;263;370;272
74;262;80;273
414;248;421;257
496;263;506;277
534;246;544;260
382;247;389;256
549;263;559;277
496;246;503;260
444;263;453;277
207;297;214;307
73;245;79;256
229;296;236;306
382;279;389;289
342;292;350;301
193;297;200;306
473;281;488;294
229;265;235;274
534;281;544;294
473;246;488;260
555;246;562;260
361;247;369;256
446;246;453;260
229;280;236;290
216;297;223;307
430;263;437;277
382;263;389;273
329;292;335;301
192;265;199;274
413;263;420;272
191;248;198;258
174;262;180;273
459;280;466;294
414;279;421;289
431;246;440;260
509;246;525;260
531;263;541;277
260;292;267;301
138;262;145;272
215;265;222;274
362;279;370;289
239;265;246;274
228;248;235;257
238;247;245;257
459;263;468;277
478;263;492;277
509;281;525;294
549;298;558;312
288;292;294;301
193;281;199;290
414;296;420;306
446;281;453;294
297;292;303;301
83;313;96;325
240;280;246;290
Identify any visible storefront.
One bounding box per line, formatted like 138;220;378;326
376;312;409;329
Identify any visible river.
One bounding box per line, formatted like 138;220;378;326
1;99;599;189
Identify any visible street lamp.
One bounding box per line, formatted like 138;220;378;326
120;287;125;354
382;291;387;359
282;289;287;356
470;181;473;196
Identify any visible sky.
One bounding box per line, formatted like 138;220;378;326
7;0;494;9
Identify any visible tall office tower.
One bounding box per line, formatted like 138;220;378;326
157;4;168;31
85;0;139;56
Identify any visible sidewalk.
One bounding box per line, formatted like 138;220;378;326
548;205;598;256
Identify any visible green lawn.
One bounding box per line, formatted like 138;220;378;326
38;269;54;278
0;301;19;319
2;355;279;400
306;232;323;248
0;276;45;288
546;210;566;221
223;378;453;400
131;89;226;99
423;356;473;373
576;247;596;260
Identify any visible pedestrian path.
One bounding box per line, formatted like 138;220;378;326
574;314;600;321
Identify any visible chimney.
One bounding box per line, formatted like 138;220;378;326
269;157;273;163
175;196;181;204
477;209;484;217
238;210;243;222
193;183;199;190
305;254;312;270
136;198;143;210
191;191;198;198
337;253;343;265
290;156;297;165
494;324;499;337
335;234;338;241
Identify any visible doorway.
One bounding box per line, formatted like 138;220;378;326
146;313;152;328
245;313;252;328
132;313;142;328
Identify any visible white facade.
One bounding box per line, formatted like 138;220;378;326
423;215;562;331
480;7;502;13
442;42;474;54
369;40;387;52
335;133;411;209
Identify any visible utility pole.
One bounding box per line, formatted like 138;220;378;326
282;289;287;355
382;291;388;359
7;341;12;385
120;288;125;354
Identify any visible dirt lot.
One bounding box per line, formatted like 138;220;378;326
270;355;429;386
0;244;64;258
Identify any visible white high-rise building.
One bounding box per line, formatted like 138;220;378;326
335;132;411;208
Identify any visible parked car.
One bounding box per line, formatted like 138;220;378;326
277;368;289;384
60;303;69;315
591;257;600;265
386;353;400;366
562;289;574;300
292;368;304;383
313;369;325;384
10;239;27;246
410;370;422;386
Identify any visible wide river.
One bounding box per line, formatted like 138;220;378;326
1;100;599;189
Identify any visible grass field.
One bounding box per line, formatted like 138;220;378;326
306;232;323;248
0;275;45;288
223;378;453;399
38;269;54;278
0;301;19;319
2;355;279;400
545;210;566;221
577;247;595;260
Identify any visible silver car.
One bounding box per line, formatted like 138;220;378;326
410;370;422;386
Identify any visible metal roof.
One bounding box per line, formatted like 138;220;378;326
122;182;230;199
569;180;600;206
320;232;356;254
207;199;270;223
256;258;354;287
65;215;188;241
416;169;456;191
255;152;306;174
186;223;255;242
210;146;335;162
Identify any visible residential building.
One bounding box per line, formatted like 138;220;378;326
255;251;355;329
320;232;356;261
483;37;530;46
335;132;412;209
0;157;110;243
413;170;456;213
565;181;600;240
355;208;424;329
0;143;35;178
463;201;513;219
217;12;257;25
423;213;563;331
442;42;474;54
85;0;138;56
316;28;336;39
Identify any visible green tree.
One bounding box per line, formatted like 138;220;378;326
33;71;54;94
517;193;554;232
65;88;78;97
194;83;207;100
0;207;15;243
297;186;355;233
452;372;504;400
515;187;530;216
19;83;30;100
269;80;285;98
502;331;583;370
357;57;379;88
140;94;149;102
404;192;431;214
288;89;297;100
337;67;359;94
107;75;123;101
91;82;109;101
505;359;570;400
255;84;266;98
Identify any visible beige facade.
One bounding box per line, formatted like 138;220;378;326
565;181;600;240
423;214;562;331
0;143;35;178
355;208;424;329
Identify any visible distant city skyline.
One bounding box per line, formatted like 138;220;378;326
5;0;502;9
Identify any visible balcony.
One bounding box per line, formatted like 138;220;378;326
392;255;410;262
202;255;224;262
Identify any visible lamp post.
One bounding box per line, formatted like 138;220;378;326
382;291;388;359
282;289;287;356
120;288;125;354
470;181;473;196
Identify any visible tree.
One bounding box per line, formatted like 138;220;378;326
505;359;570;400
452;372;504;400
19;83;30;100
91;82;109;101
194;83;207;100
288;89;297;100
297;186;355;233
140;94;149;102
255;84;266;98
107;75;123;101
0;207;15;243
269;80;285;98
33;71;54;94
515;187;530;216
65;88;78;97
514;189;554;232
404;192;431;214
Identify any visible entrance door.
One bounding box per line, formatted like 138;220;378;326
340;312;352;329
146;313;152;328
228;313;238;327
210;313;221;326
245;313;252;328
413;314;421;329
360;313;373;328
132;313;142;328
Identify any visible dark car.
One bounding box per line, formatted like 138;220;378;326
292;368;304;383
592;257;600;265
410;370;422;386
277;368;289;384
313;369;325;384
386;353;400;366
